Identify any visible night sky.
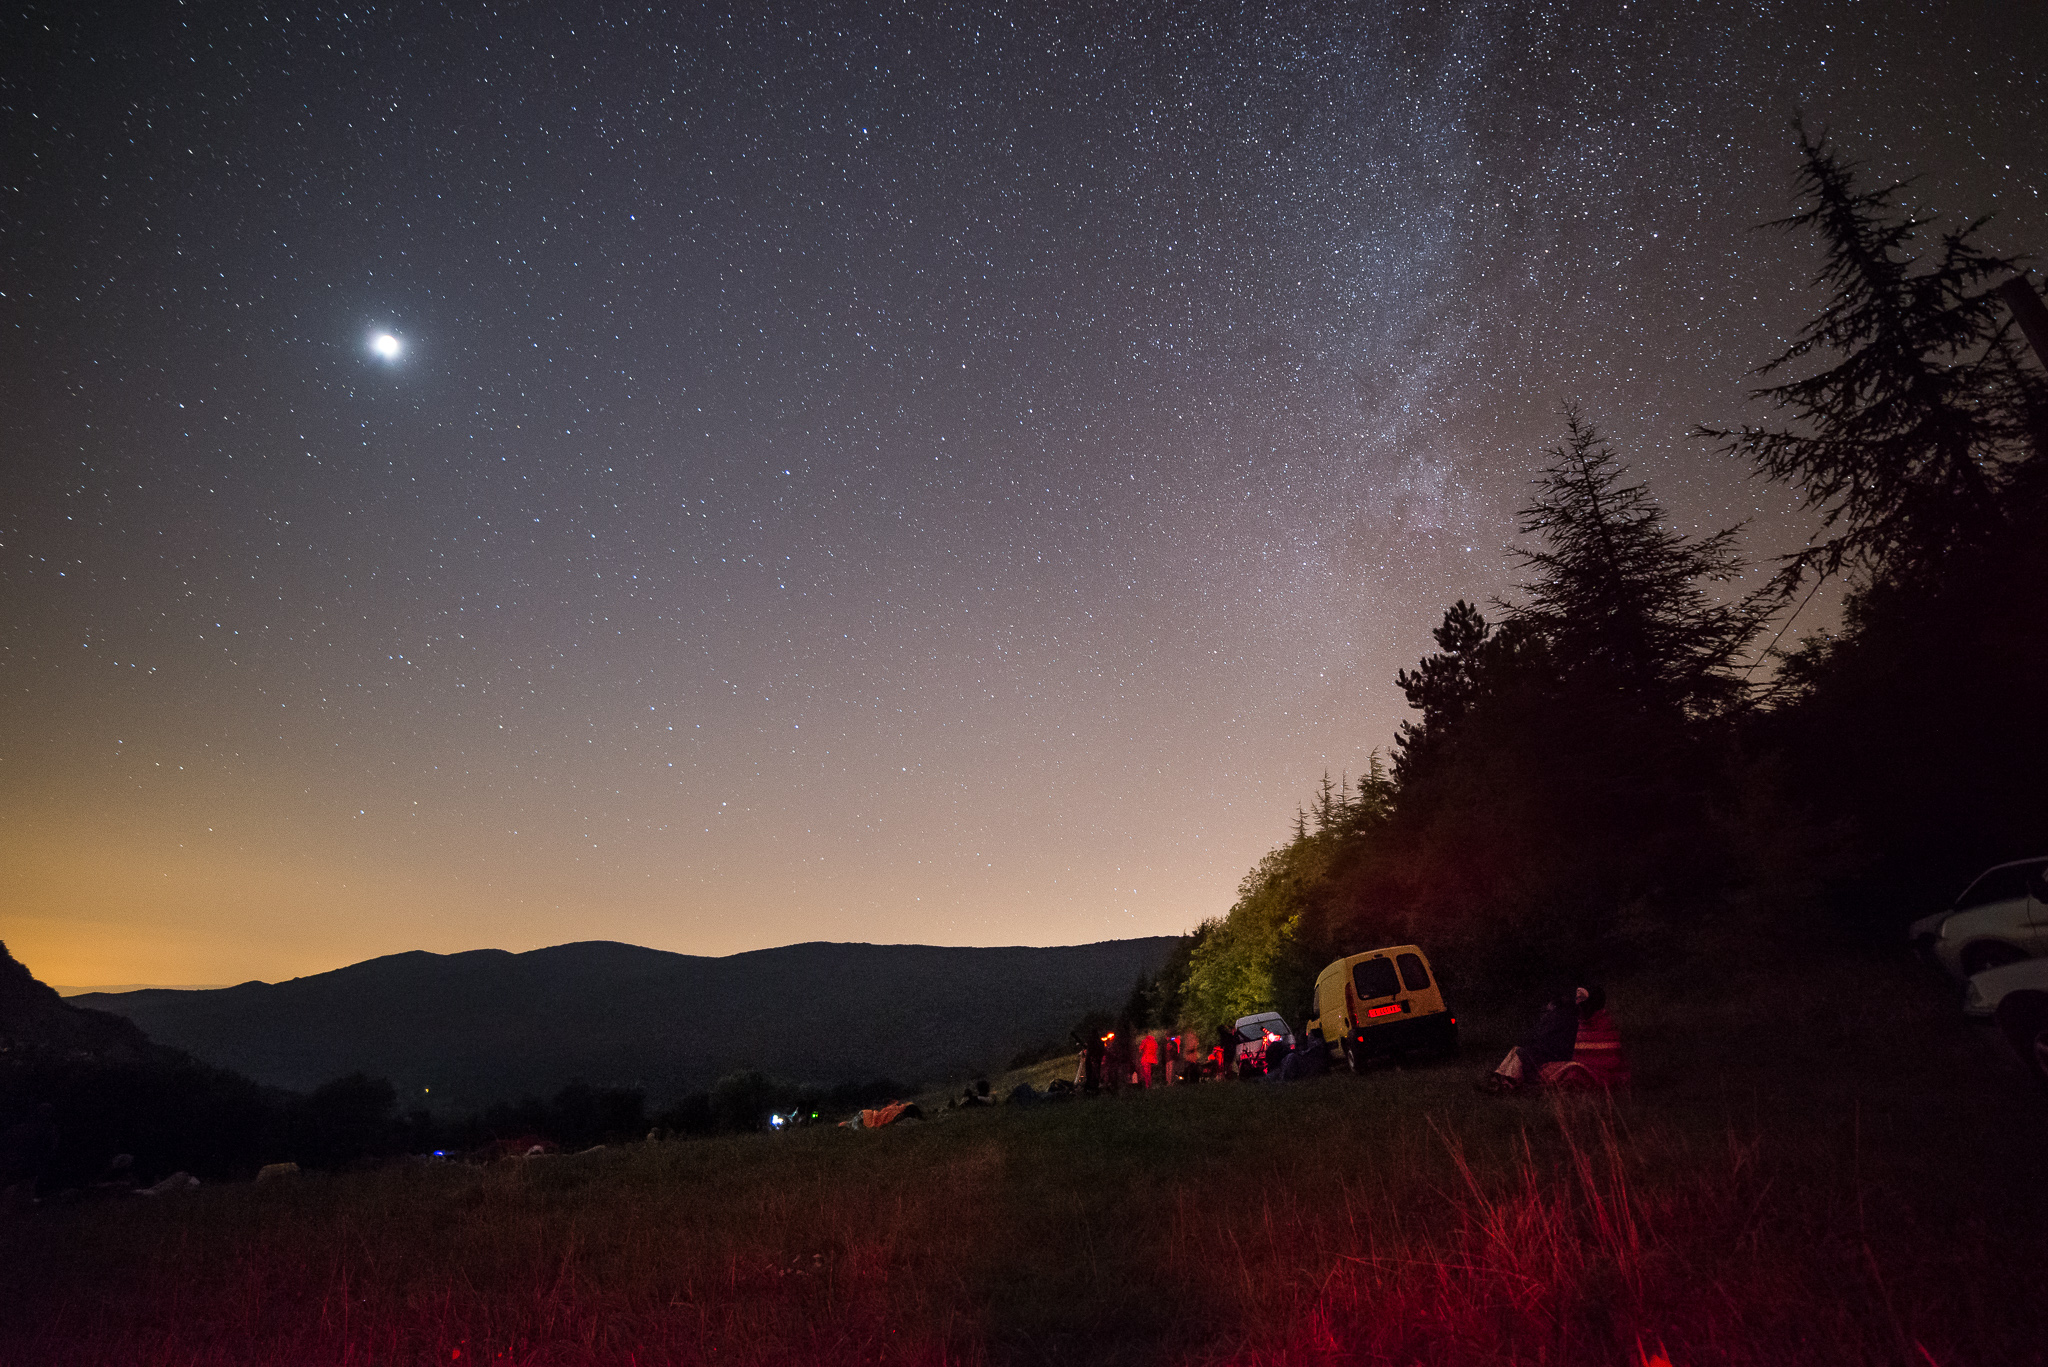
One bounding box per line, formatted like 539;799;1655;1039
5;2;2042;988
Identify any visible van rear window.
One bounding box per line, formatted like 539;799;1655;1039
1397;952;1431;991
1354;957;1399;1000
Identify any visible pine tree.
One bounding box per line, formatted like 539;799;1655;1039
1699;124;2044;595
1392;600;1489;777
1509;407;1772;717
1312;772;1339;833
1354;752;1395;826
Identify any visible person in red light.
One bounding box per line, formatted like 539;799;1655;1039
1137;1030;1160;1088
1482;985;1627;1091
1565;987;1629;1088
1106;1024;1134;1094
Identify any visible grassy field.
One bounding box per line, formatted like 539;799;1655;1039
5;910;2045;1366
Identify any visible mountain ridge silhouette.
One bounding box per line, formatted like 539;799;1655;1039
71;937;1180;1112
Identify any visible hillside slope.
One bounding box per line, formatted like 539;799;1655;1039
0;941;154;1064
72;938;1177;1111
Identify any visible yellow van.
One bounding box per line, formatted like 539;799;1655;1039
1312;945;1457;1070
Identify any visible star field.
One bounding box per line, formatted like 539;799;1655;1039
3;1;2043;985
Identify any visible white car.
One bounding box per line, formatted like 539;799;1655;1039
1229;1012;1295;1076
1962;957;2048;1090
1907;856;2048;979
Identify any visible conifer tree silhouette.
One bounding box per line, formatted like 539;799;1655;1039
1510;406;1772;717
1700;123;2044;596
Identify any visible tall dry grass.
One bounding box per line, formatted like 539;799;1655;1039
2;1135;1000;1366
5;1082;2042;1367
1164;1095;2008;1366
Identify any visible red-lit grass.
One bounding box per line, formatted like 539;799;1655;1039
1160;1098;2009;1366
3;1135;997;1366
6;922;2047;1366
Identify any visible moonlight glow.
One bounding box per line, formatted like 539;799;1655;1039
370;332;402;360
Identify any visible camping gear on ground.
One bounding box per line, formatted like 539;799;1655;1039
844;1101;922;1129
1276;1033;1329;1081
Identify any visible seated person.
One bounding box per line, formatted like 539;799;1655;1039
1482;986;1589;1092
1276;1023;1329;1081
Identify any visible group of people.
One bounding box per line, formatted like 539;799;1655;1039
1064;985;1629;1101
1069;1019;1339;1094
1072;1025;1232;1094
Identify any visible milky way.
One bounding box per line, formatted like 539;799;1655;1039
4;1;2043;985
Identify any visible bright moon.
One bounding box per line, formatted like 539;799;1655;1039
371;333;402;360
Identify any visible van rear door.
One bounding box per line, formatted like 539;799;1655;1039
1351;954;1401;1023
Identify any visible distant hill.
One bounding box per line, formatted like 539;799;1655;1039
72;938;1180;1113
3;941;297;1187
0;941;155;1065
51;984;233;995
